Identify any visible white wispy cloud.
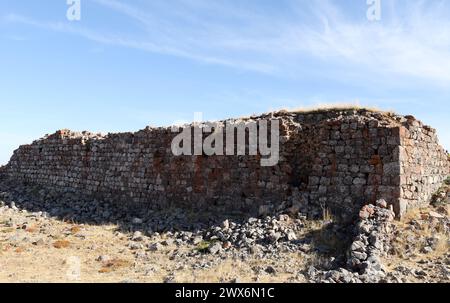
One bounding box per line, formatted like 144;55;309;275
2;12;275;73
3;0;450;85
91;0;450;85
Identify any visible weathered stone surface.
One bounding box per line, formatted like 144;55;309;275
0;109;448;219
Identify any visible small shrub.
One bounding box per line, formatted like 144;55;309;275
195;240;215;253
444;176;450;186
322;208;333;223
319;202;334;223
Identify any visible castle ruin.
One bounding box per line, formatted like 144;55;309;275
1;109;449;220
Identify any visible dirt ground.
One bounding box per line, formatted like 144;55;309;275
1;201;448;283
0;207;314;283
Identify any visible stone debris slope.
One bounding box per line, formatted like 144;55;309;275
0;176;448;283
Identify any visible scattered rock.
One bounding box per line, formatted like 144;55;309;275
32;238;45;246
0;175;448;283
131;231;144;242
96;255;111;262
161;239;174;246
287;231;297;241
265;266;276;275
192;236;203;245
208;242;223;255
222;241;232;249
429;211;444;219
128;242;143;250
376;199;388;209
359;205;375;219
149;243;163;252
269;231;282;243
422;246;433;254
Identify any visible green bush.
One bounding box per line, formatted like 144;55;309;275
195;240;215;253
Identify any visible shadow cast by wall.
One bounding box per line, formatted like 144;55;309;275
0;175;274;234
0;174;355;270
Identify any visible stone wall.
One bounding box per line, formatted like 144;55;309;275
1;109;449;220
398;116;449;216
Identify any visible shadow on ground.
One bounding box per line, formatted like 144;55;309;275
0;175;355;267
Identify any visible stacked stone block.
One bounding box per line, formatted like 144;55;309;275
1;109;449;219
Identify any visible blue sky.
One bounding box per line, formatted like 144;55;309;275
0;0;449;164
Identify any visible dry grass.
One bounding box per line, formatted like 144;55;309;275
171;253;308;283
281;103;395;115
444;176;450;186
1;195;446;283
384;204;449;272
0;206;318;283
99;259;132;273
1;227;15;233
231;102;396;122
321;205;334;223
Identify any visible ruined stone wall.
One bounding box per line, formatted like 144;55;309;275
1;109;449;219
3;115;295;216
284;111;402;220
398;116;450;216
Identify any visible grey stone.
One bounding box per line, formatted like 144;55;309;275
287;232;297;241
222;219;230;229
161;239;174;246
96;255;111;262
422;246;433;254
208;242;223;255
192;236;203;245
128;242;143;250
265;266;276;274
131;231;144;241
376;199;388;209
149;243;163;252
350;240;366;252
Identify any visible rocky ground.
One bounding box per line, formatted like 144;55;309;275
0;176;449;283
